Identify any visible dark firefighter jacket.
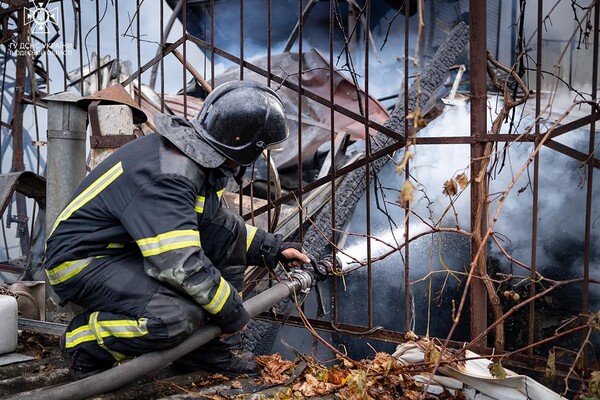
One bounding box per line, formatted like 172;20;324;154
43;120;281;334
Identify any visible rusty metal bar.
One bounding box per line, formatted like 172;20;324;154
297;0;304;242
364;0;373;329
115;0;120;64
182;0;187;118
171;49;212;93
160;0;164;113
528;0;543;357
11;7;30;256
95;0;100;92
137;0;142;107
120;38;185;86
403;0;411;333
76;0;83;95
210;0;214;88
583;0;599;319
60;0;66;89
329;0;339;328
469;0;488;346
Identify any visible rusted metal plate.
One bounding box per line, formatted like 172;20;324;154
0;172;46;217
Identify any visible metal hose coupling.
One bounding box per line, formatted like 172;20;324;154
283;269;316;295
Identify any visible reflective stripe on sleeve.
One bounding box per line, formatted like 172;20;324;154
194;195;205;214
49;162;124;237
136;230;200;257
203;277;231;314
195;190;225;214
245;225;258;251
45;257;95;285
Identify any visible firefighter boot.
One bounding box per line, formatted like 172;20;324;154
61;333;115;380
173;332;259;377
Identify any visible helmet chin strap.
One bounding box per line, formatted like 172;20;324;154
234;166;247;185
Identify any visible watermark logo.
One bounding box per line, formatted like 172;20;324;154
8;2;72;57
26;2;59;34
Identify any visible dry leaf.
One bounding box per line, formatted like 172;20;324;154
327;368;349;385
456;172;468;189
396;150;413;175
405;331;419;341
292;373;338;397
256;353;295;384
546;349;556;379
488;362;507;380
443;179;458;196
399;180;415;207
424;340;440;366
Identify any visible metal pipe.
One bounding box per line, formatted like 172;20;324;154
44;92;87;233
15;271;316;400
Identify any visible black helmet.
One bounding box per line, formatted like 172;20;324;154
192;80;289;166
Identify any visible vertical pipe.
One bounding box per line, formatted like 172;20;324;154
45;95;87;232
11;8;30;256
404;0;411;333
469;0;488;346
364;0;373;329
529;0;543;357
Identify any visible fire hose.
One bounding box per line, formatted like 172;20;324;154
14;266;329;400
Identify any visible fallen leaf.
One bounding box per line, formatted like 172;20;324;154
256;353;295;384
230;380;242;389
292;373;338;397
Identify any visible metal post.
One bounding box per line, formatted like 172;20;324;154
45;92;87;233
11;8;30;257
469;0;489;346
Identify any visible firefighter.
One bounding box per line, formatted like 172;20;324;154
43;80;310;380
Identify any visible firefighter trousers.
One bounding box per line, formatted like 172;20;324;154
61;208;247;369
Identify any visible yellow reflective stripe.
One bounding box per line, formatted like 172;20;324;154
136;230;200;257
203;277;231;314
64;315;149;354
246;225;258;251
65;324;95;348
195;195;205;213
50;162;123;237
107;243;125;249
90;312;127;361
45;257;94;285
216;189;224;200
